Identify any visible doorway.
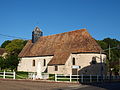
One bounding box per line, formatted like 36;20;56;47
72;69;77;75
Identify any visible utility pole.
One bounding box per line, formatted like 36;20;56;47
109;45;111;61
109;45;111;71
101;45;120;81
109;45;112;81
100;50;103;81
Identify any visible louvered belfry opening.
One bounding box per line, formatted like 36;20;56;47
32;27;43;43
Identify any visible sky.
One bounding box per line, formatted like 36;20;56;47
0;0;120;45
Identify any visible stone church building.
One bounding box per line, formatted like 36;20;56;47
18;27;106;75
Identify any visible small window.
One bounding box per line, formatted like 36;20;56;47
33;60;35;66
72;57;75;65
103;57;106;63
91;57;97;64
44;59;46;66
55;66;58;71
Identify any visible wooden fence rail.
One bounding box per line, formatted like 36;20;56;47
55;74;120;83
0;71;15;79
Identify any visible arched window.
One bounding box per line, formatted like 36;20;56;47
44;59;46;66
55;66;58;71
91;57;97;64
33;60;35;66
72;57;75;65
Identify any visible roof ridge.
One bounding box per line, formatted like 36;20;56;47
40;28;87;38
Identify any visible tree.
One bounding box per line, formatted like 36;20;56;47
97;38;120;74
5;39;27;55
5;55;20;70
0;55;20;70
0;39;27;71
97;40;108;50
0;56;5;70
0;40;11;48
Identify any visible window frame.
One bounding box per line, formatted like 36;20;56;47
72;57;75;65
32;60;35;66
55;66;58;71
91;57;97;64
44;59;46;66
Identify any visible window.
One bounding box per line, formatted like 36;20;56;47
44;59;46;66
55;66;58;71
91;57;97;64
33;60;35;66
72;57;75;65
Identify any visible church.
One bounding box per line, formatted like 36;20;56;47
18;27;106;75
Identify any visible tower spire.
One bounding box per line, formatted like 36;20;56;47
32;27;43;43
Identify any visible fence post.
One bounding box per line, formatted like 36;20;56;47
55;74;57;82
13;71;16;79
3;70;5;79
81;74;83;83
70;74;72;82
90;75;92;83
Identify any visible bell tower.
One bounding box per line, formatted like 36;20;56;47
32;27;43;43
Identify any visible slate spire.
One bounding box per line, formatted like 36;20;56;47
32;27;43;43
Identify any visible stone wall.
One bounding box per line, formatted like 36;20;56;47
18;53;107;75
17;56;53;72
48;53;107;75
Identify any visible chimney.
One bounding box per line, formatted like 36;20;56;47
32;27;43;43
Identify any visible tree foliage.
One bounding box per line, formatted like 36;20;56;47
97;38;120;61
0;40;11;48
0;55;19;70
97;38;120;73
5;39;27;55
0;39;27;71
0;56;6;70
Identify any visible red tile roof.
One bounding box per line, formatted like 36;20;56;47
19;29;102;65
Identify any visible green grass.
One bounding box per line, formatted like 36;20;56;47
16;71;28;79
0;71;14;79
57;78;70;81
48;74;55;80
0;71;29;79
0;76;3;78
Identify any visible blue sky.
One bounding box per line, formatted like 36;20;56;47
0;0;120;45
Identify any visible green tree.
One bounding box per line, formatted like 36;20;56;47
97;40;108;49
97;38;120;74
5;39;27;55
0;56;20;70
5;55;20;70
0;56;5;70
0;39;27;71
0;40;11;48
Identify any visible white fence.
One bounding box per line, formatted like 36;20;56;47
55;74;120;83
28;72;49;80
0;71;15;79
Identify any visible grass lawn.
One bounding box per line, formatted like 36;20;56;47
0;71;28;79
16;71;28;79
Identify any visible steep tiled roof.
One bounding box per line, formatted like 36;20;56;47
19;29;102;65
